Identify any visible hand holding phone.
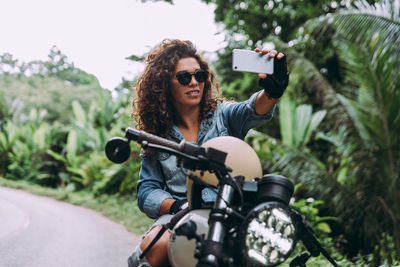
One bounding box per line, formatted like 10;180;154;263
232;49;274;74
232;48;289;99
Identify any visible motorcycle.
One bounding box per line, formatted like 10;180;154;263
105;127;339;267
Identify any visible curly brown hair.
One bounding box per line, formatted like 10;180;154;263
132;39;220;140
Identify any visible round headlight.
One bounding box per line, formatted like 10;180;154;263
240;202;297;266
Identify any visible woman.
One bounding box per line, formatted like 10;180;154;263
128;39;289;267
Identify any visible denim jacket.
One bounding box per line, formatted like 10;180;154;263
137;90;275;219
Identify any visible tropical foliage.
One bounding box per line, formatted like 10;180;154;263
297;1;400;261
199;0;400;263
0;49;141;195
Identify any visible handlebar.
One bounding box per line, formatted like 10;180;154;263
106;127;229;173
125;127;205;157
125;127;184;151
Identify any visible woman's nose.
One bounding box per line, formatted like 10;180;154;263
189;75;198;85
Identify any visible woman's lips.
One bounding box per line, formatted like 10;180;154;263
186;89;200;96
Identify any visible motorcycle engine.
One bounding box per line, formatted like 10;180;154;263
168;209;210;267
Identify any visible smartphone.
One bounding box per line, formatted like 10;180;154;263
232;49;274;74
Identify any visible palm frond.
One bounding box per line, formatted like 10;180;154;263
304;0;400;54
337;41;400;166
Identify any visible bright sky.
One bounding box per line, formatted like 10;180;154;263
0;0;225;90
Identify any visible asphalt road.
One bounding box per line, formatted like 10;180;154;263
0;186;141;267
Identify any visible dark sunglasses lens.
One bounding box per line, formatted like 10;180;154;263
176;72;192;85
194;69;207;83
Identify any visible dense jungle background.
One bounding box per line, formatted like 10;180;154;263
1;0;399;265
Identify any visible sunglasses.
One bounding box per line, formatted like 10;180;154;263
175;69;208;86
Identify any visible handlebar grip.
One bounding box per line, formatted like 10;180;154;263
125;127;184;151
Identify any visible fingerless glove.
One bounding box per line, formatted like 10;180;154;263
259;55;289;99
169;199;188;214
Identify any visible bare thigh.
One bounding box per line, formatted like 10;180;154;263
140;226;172;267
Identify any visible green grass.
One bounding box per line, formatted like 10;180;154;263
0;178;152;234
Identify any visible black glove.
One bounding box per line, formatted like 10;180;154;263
169;199;188;214
259;55;289;99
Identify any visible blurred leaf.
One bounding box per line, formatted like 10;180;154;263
278;97;295;147
72;101;86;126
66;130;78;163
46;150;67;163
294;104;312;147
279;97;326;148
316;222;332;234
126;54;145;62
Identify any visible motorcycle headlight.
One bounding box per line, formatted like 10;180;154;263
240;202;297;267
